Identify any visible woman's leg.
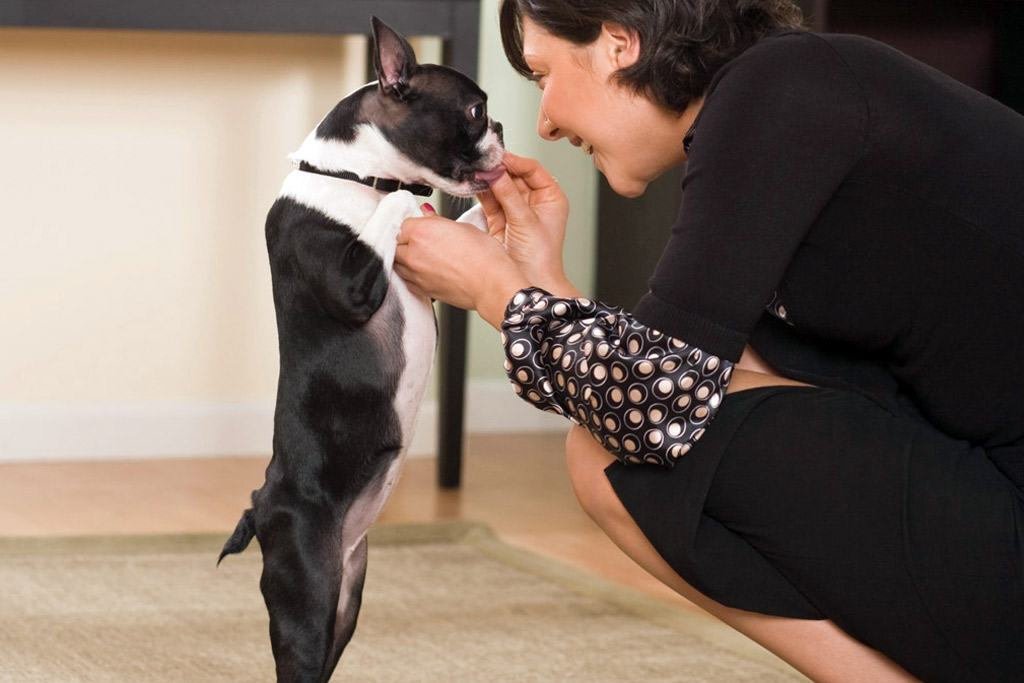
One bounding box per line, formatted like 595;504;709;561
565;424;918;683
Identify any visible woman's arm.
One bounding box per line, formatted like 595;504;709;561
502;287;733;467
395;155;778;467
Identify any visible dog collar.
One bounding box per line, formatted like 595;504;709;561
295;161;433;197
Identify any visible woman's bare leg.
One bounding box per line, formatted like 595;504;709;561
565;419;919;683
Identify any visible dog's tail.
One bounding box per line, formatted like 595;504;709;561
218;507;256;566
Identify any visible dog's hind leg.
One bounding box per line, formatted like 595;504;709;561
318;457;403;678
321;535;368;681
256;504;349;683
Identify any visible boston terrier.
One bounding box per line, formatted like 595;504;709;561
218;18;504;682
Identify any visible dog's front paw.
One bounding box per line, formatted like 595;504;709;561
361;190;423;258
377;189;423;231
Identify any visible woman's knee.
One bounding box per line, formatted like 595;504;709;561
565;425;620;524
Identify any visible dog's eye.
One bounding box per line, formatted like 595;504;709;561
468;103;486;121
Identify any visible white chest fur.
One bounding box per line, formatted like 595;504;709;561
389;276;437;445
279;171;381;231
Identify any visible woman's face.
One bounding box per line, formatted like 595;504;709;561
521;18;694;198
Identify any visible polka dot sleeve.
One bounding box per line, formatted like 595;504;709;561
501;288;733;467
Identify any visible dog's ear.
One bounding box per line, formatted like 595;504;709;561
371;17;418;101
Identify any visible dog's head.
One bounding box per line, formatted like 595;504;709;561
290;18;505;197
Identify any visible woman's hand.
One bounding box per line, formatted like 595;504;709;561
477;152;579;296
395;205;530;328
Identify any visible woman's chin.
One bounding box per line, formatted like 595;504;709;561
594;156;649;198
605;173;648;198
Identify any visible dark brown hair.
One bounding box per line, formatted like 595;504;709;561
500;0;805;112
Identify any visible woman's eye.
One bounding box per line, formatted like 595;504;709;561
469;103;485;120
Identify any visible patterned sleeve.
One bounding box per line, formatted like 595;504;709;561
501;287;733;467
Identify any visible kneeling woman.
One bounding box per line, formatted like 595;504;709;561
394;0;1024;679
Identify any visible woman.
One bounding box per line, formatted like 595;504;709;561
394;1;1024;680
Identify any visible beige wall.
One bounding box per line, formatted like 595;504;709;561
0;5;594;459
1;28;366;402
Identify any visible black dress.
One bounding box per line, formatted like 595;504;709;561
606;386;1024;683
500;29;1024;683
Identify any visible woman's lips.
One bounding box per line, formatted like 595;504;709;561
473;165;506;185
570;136;593;156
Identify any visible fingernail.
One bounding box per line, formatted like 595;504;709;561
422;202;435;214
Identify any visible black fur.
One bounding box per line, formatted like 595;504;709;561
315;85;375;144
223;196;406;682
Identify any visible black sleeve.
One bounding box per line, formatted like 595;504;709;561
633;31;869;361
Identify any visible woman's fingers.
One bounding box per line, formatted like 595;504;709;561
473;150;571;292
504;152;566;212
394;212;529;319
488;152;563;211
476;190;508;239
512;174;532;199
502;152;558;191
487;171;533;224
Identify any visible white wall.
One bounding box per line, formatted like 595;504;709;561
0;5;594;461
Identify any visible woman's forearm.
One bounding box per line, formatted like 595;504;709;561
501;287;733;467
477;266;532;330
477;265;582;330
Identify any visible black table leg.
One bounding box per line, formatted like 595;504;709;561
437;303;467;488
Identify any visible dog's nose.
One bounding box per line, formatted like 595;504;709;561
492;120;504;146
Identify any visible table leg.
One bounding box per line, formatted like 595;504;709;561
437;303;467;488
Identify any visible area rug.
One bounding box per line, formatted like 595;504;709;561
0;521;804;682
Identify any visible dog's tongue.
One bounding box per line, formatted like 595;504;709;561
474;165;506;185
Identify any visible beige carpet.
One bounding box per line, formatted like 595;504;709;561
0;521;805;682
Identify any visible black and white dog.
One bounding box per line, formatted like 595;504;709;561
219;18;503;682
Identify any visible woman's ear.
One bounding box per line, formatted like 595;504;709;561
601;22;641;69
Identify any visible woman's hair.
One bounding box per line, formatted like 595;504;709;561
499;0;805;112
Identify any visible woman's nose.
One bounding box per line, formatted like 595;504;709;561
537;109;561;141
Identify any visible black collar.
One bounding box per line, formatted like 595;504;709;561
295;161;433;197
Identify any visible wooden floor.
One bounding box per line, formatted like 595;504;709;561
0;432;704;616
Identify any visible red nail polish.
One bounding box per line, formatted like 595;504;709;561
422;202;435;214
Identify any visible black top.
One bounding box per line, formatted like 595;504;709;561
634;29;1024;451
502;29;1024;470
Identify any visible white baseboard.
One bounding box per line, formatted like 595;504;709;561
0;379;567;463
0;401;277;463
